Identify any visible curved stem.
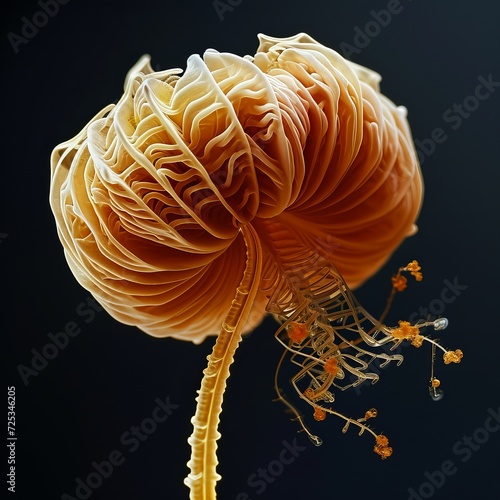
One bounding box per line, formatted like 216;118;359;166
184;224;262;500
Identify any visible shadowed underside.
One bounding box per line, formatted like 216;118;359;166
50;34;423;499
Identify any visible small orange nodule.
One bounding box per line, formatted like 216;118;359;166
443;349;463;364
374;444;393;459
391;320;420;340
364;408;378;420
313;406;326;422
411;271;423;282
405;260;421;273
405;260;423;281
374;435;392;459
391;274;407;292
431;378;441;388
375;435;389;447
287;321;309;344
411;334;424;348
392;260;423;290
324;357;339;376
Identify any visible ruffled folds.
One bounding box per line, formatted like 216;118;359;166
50;33;422;343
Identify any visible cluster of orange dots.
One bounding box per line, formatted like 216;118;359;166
373;435;393;459
443;349;463;364
391;260;423;292
287;259;460;462
410;334;424;348
405;260;423;281
391;320;419;339
391;320;423;347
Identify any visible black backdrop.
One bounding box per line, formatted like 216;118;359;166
2;0;500;499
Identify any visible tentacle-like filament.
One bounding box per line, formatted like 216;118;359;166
268;252;462;458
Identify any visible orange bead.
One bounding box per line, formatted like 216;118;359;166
391;274;407;292
313;407;326;422
324;357;339;376
287;322;309;344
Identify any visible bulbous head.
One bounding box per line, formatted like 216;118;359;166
50;33;422;343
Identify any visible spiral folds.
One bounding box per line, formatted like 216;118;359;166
50;33;422;343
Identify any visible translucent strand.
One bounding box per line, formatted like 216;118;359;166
268;251;461;459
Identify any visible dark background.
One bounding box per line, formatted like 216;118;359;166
2;0;500;499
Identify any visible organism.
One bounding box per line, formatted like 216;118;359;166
50;33;462;499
